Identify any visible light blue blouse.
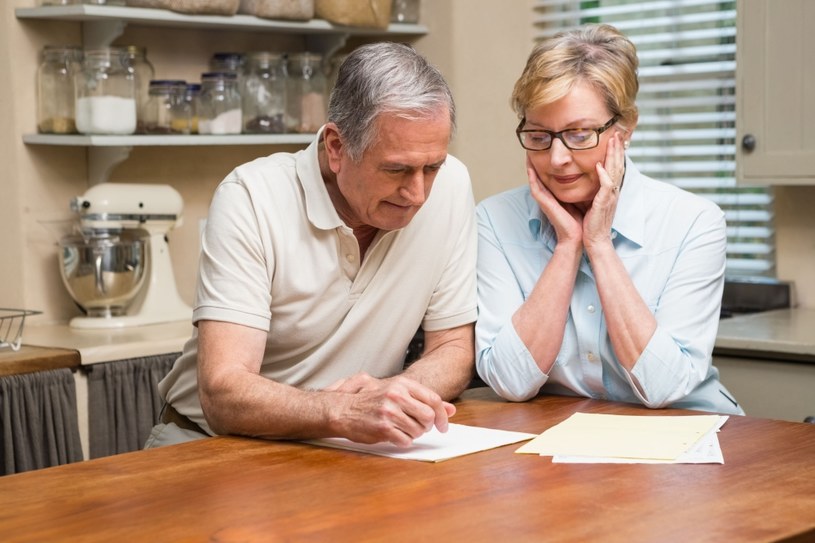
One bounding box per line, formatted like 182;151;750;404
475;159;744;415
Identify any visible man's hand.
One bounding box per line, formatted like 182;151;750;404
325;372;456;447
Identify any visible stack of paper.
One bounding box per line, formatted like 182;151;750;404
516;412;728;464
306;423;537;462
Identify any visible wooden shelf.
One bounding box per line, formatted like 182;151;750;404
15;5;428;40
23;133;315;147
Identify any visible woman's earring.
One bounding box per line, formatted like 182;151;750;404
623;140;630;149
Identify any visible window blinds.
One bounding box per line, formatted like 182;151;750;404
533;0;775;276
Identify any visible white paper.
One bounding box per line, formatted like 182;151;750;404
552;416;729;464
305;423;537;462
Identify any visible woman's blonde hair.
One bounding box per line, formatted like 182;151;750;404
511;24;639;129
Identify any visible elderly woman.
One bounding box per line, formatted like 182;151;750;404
475;23;743;414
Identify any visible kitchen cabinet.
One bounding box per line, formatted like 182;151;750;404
714;355;815;422
736;0;815;185
714;308;815;422
86;352;178;459
0;347;83;474
16;4;427;184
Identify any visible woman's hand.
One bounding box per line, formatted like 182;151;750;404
583;132;626;250
526;156;583;247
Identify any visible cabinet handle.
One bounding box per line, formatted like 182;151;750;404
741;134;756;152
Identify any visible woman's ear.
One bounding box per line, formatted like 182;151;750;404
618;113;638;149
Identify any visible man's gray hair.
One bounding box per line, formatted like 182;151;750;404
327;42;456;162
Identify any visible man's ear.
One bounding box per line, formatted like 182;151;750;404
322;123;344;173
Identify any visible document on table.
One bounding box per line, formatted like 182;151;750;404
516;412;728;464
305;423;537;462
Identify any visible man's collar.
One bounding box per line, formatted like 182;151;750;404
297;126;345;231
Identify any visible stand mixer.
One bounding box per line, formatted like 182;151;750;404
59;183;192;329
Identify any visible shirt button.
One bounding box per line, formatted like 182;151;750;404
345;254;354;262
587;352;597;361
587;305;596;313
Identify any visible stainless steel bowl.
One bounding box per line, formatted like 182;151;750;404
58;230;147;318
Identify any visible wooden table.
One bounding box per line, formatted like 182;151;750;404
1;389;813;542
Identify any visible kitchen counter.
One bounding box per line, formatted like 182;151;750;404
16;308;814;367
0;345;80;377
14;320;192;461
22;320;192;365
714;307;815;362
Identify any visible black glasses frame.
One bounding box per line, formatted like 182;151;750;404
516;115;620;151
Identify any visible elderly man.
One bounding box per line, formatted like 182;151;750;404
146;42;476;448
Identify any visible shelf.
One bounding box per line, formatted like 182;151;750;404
16;5;428;49
23;133;315;146
24;133;315;185
17;4;426;183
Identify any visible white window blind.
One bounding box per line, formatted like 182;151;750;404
533;0;775;276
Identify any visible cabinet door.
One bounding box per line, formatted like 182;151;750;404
736;0;815;185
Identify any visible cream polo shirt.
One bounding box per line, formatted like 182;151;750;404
160;130;478;433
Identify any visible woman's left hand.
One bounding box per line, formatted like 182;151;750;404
583;132;626;249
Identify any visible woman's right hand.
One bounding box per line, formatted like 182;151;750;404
526;157;583;247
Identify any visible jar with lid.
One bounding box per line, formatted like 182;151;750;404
121;46;155;133
242;52;286;134
184;83;202;134
37;45;82;134
143;80;191;134
285;52;327;133
390;0;420;23
209;52;245;80
198;72;242;135
74;48;137;135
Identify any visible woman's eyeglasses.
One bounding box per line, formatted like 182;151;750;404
516;116;619;151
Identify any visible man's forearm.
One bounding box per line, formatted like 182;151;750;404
402;323;475;400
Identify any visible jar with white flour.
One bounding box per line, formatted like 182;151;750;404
198;72;242;135
74;48;137;135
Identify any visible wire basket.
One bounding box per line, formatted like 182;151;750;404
0;308;42;352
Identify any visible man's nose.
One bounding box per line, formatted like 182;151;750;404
400;172;427;205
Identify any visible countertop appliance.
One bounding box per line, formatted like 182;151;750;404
59;183;192;329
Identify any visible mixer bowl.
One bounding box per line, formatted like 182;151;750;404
58;230;147;318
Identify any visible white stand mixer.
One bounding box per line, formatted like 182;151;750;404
65;183;192;329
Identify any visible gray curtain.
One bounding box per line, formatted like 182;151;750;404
0;368;83;475
87;353;178;458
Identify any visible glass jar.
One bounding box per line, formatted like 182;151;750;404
184;83;202;134
242;52;287;134
121;46;156;133
209;52;245;80
326;53;348;94
143;80;191;134
37;45;82;134
74;48;137;135
390;0;420;23
285;52;327;134
198;72;242;135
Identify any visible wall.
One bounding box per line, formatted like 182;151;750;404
1;0;812;324
774;186;815;307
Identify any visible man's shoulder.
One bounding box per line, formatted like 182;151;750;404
437;154;471;187
232;151;299;181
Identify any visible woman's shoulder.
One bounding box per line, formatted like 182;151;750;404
477;185;532;214
636;171;724;218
